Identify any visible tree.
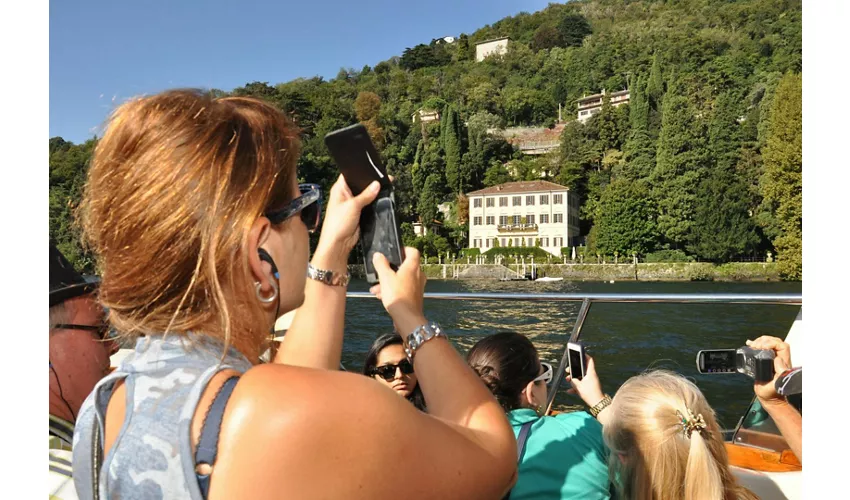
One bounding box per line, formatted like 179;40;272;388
759;73;802;279
557;14;592;48
442;105;465;194
354;91;381;122
49;137;98;273
418;173;448;224
688;168;759;261
651;92;709;248
531;24;561;52
646;53;665;135
483;163;512;187
594;179;658;256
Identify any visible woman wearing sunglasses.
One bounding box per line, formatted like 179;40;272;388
363;333;427;411
467;332;612;500
72;90;516;499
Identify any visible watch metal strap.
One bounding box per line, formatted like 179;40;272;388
404;322;445;360
589;394;613;418
306;263;350;287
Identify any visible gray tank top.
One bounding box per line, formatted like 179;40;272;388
72;334;253;499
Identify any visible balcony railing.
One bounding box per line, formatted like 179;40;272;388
497;223;538;233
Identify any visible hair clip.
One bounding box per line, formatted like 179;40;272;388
676;408;707;438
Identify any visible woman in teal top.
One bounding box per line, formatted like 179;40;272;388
467;332;612;500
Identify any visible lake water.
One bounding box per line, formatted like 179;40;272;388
341;279;802;428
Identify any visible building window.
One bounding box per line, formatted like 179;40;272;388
486;238;491;248
473;216;482;226
543;237;549;247
528;238;534;246
499;215;508;225
540;214;549;224
554;194;563;204
515;238;521;246
486;216;495;225
527;214;535;225
499;197;508;207
554;213;563;223
501;238;507;246
526;195;535;206
512;196;522;206
486;198;495;207
473;198;482;208
512;215;521;225
540;195;549;205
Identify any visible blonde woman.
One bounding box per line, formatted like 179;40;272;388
569;361;757;500
71;90;516;499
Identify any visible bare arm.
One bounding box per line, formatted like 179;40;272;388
369;249;517;454
273;176;380;369
748;335;802;463
214;363;516;500
565;355;613;426
760;398;802;463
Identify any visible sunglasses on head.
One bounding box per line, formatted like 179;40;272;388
264;183;323;233
370;359;414;381
532;362;554;386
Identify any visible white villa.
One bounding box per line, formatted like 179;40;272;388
466;180;581;256
475;36;510;62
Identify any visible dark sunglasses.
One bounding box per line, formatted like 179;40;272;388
370;359;414;381
53;323;112;340
264;183;323;233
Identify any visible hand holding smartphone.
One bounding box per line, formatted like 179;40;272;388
567;341;587;380
324;124;405;284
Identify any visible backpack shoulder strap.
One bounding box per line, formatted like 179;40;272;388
503;419;536;500
195;375;240;500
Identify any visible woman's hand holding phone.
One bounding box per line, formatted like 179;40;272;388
369;248;427;337
566;355;605;407
313;175;380;269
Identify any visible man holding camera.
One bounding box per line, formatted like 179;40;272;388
748;335;802;464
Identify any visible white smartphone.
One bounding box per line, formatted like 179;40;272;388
567;341;587;380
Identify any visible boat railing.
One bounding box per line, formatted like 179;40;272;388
345;292;802;414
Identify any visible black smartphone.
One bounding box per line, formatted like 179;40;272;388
324;124;404;284
695;349;737;374
567;341;587;380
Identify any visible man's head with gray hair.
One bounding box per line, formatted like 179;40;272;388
49;243;114;422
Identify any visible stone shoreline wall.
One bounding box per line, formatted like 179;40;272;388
348;262;781;282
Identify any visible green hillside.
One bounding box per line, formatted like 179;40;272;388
49;0;802;278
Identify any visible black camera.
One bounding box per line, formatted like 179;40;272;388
696;347;776;382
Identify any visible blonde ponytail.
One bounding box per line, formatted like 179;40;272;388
603;370;757;500
684;429;724;500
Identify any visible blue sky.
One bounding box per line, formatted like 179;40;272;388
50;0;553;143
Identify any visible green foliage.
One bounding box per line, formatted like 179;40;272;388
49;138;98;273
483;246;552;260
557;14;592;48
758;72;802;280
459;248;480;257
441;105;465;194
651;92;709;247
412;233;452;257
644;249;694;263
686;91;761;262
593;179;658;256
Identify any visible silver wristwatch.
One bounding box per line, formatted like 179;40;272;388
306;263;350;287
404;322;446;361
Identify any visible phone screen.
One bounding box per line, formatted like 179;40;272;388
568;345;584;380
698;350;737;373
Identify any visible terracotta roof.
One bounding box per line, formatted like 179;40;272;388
467;180;569;196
